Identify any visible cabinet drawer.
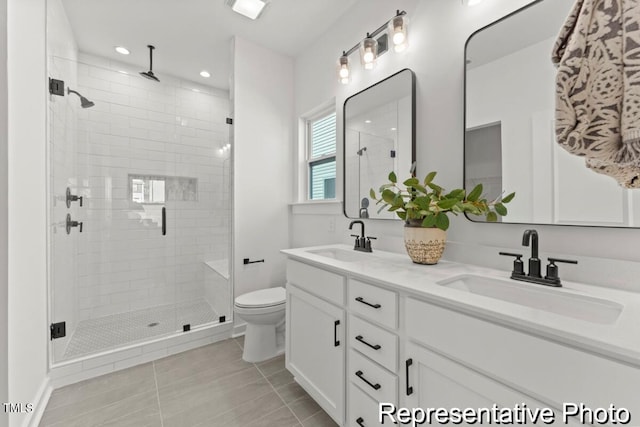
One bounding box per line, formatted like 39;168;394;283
348;383;384;427
349;315;398;372
286;259;345;305
349;279;397;329
349;350;397;404
406;297;640;415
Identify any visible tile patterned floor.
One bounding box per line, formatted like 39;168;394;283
41;337;338;427
64;300;220;360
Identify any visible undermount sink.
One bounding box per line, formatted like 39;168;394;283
307;248;370;262
437;274;623;325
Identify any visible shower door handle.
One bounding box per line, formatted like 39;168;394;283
162;207;166;236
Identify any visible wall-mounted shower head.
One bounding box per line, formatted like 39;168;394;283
140;45;160;82
67;88;95;108
356;146;367;156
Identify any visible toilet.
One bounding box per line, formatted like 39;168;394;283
234;286;286;362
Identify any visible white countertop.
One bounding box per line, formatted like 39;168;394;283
281;244;640;367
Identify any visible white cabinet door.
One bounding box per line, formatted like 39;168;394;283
286;285;345;425
401;342;576;426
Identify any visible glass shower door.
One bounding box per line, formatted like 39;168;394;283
49;56;179;362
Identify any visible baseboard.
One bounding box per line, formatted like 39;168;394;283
25;375;52;427
231;322;246;337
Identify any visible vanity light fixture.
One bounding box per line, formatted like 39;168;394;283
226;0;268;20
336;11;408;83
337;52;350;85
360;34;378;70
389;11;409;52
114;46;130;55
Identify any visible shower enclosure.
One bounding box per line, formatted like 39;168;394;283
47;1;232;365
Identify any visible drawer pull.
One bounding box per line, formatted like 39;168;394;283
356;417;365;426
406;358;414;396
355;296;381;309
334;320;340;347
355;370;381;391
355;335;381;350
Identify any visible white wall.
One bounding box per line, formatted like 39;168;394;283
7;0;49;426
291;0;640;292
232;37;293;299
0;0;8;424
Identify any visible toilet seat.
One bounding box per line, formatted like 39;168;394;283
234;287;286;309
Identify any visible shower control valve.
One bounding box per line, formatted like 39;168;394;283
66;213;83;234
66;187;83;208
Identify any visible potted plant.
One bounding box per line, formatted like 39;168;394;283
370;171;515;264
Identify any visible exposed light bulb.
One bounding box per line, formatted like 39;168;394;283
359;35;378;70
337;52;350;84
363;49;374;63
389;13;409;53
393;31;406;45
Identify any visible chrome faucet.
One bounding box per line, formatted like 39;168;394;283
499;229;577;287
348;220;375;252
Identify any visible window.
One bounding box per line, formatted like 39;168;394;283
307;111;336;200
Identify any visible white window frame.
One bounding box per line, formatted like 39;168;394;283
299;102;337;202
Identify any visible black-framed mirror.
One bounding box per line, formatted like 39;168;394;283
344;68;416;219
463;0;640;228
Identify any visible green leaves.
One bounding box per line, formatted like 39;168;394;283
368;169;515;230
423;171;437;185
435;213;450;231
502;192;515;203
437;198;459;210
494;203;507;216
467;184;483;202
421;215;437;228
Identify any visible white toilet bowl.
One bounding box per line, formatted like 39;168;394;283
234;287;286;363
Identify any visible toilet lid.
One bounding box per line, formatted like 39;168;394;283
235;287;286;308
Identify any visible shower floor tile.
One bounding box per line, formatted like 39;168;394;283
63;299;219;359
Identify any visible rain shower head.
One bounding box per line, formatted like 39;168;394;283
140;45;160;82
67;88;95;108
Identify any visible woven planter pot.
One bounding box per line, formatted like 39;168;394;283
403;225;446;265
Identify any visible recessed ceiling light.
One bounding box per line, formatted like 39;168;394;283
226;0;268;20
365;120;372;124
391;127;397;131
115;46;130;55
200;70;211;78
462;0;484;6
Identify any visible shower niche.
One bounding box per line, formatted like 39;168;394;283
46;0;233;366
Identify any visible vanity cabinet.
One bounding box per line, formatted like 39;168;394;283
285;260;346;424
283;247;640;427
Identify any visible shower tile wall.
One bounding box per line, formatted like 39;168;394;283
72;54;230;321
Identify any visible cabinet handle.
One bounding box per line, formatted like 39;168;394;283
406;358;414;396
356;417;365;426
334;320;340;347
355;370;381;391
355;297;381;309
355;335;381;350
162;207;167;236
